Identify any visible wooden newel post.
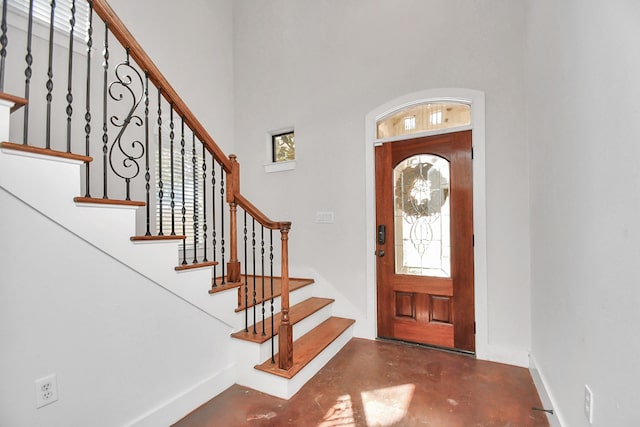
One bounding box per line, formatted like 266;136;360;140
278;223;293;370
227;155;241;283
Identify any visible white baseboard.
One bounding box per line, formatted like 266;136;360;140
125;365;236;427
476;343;530;367
529;354;566;427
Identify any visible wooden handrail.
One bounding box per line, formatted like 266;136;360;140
90;0;294;368
91;0;232;173
235;193;291;231
92;0;287;236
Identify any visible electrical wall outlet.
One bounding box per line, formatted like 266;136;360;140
35;374;58;408
584;384;594;424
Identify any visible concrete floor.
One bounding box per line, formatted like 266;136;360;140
174;338;550;426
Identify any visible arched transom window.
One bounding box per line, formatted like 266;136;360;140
376;102;470;139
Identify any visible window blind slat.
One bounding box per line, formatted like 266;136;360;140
8;0;90;39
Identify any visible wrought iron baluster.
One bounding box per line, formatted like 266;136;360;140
23;0;34;145
65;0;76;153
0;0;8;92
202;142;208;262
101;21;109;198
270;229;275;363
107;48;144;201
243;210;248;332
157;88;163;234
180;117;186;265
45;0;56;150
252;217;256;334
169;106;175;234
192;133;199;263
211;155;217;285
144;72;151;235
261;225;266;336
220;163;225;284
84;0;93;197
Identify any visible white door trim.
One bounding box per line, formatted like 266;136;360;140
364;88;489;360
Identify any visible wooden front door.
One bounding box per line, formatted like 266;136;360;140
375;130;475;352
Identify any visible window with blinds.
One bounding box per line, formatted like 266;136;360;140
155;139;205;245
7;0;91;40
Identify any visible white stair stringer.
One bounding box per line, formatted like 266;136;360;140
0;147;356;399
0;149;228;324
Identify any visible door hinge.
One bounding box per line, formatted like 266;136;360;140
474;322;476;334
471;147;474;159
472;234;475;247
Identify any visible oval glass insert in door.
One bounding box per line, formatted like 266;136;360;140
393;154;450;277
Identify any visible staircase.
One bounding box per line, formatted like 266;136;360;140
0;0;354;403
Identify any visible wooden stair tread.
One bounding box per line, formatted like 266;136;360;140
254;316;355;379
74;196;145;207
231;297;334;343
0;92;28;112
175;261;218;271
235;276;315;312
208;278;243;294
131;235;186;241
1;141;92;163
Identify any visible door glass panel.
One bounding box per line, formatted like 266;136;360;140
394;154;450;277
376;102;470;139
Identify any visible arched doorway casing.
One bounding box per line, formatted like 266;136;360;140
364;88;488;359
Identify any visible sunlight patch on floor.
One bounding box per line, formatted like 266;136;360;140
318;394;355;427
361;383;416;426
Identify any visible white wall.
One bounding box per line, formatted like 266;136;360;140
526;0;640;425
1;2;238;426
232;0;531;364
0;189;233;427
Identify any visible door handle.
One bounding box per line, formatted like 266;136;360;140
377;250;385;257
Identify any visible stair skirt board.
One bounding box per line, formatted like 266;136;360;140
235;320;355;400
0;147;356;401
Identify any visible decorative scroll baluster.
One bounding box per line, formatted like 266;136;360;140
65;0;76;153
101;22;109;198
251;217;256;334
157;88;163;234
107;48;144;201
243;210;248;332
0;0;7;92
23;0;34;145
270;229;275;362
144;72;151;235
180;118;186;264
202;143;208;262
169;106;175;234
192;133;199;263
220;163;225;284
261;225;266;336
84;1;93;197
45;0;56;149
